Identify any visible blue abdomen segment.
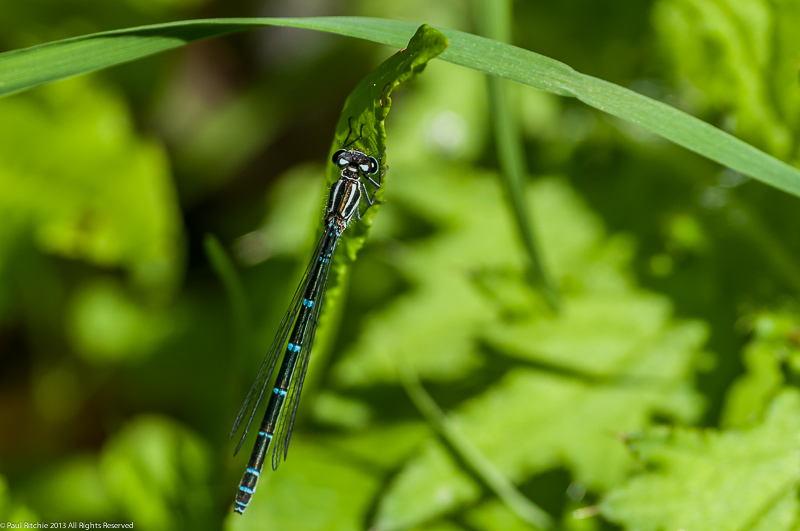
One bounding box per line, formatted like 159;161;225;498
233;387;287;514
234;430;272;513
232;227;340;515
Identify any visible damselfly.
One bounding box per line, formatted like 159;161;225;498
230;121;384;515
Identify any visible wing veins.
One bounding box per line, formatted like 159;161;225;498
229;231;328;455
272;235;339;469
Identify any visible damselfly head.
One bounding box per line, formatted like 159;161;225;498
332;149;379;176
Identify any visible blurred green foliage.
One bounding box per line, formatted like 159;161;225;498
1;0;800;530
602;391;800;531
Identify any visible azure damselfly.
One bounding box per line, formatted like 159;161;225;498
230;122;384;515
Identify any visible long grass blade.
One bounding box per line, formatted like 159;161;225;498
2;17;799;198
397;359;554;530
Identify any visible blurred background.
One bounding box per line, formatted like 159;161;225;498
1;0;799;529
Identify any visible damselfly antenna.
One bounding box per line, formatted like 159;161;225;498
342;116;365;149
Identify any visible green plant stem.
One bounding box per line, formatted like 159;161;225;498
397;360;554;530
203;233;252;373
475;0;559;310
728;197;800;295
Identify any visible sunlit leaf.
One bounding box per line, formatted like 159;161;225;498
226;431;426;531
26;457;115;521
654;0;800;159
375;439;481;531
99;415;213;531
721;309;800;428
601;390;800;531
66;279;174;363
0;77;183;292
340;159;705;528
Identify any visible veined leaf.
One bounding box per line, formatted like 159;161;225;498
654;0;800;159
601;390;800;531
335;157;705;527
720;309;800;428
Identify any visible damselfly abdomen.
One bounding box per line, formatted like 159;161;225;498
229;123;383;514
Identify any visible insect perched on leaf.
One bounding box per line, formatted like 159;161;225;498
230;120;385;514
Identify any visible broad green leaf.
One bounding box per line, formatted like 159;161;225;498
375;439;481;531
226;425;430;530
654;0;800;159
338;161;705;528
66;278;174;364
600;390;800;531
398;361;554;530
465;500;537;531
25;456;115;521
465;499;586;531
327;421;431;470
720;309;800;428
2;17;800;199
99;415;214;531
0;76;183;292
311;391;372;429
225;440;380;531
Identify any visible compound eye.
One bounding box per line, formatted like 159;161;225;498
367;156;379;175
332;149;347;166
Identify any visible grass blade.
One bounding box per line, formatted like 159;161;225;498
397;359;554;530
475;0;559;310
203;234;252;373
2;16;799;198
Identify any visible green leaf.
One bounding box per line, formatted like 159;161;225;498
99;415;214;531
66;278;173;364
376;439;481;531
225;426;429;531
397;361;554;529
26;456;115;521
225;441;380;531
600;390;800;531
465;500;550;531
720;309;800;428
300;24;447;391
0;76;183;292
654;0;800;159
2;17;800;198
336;154;705;527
